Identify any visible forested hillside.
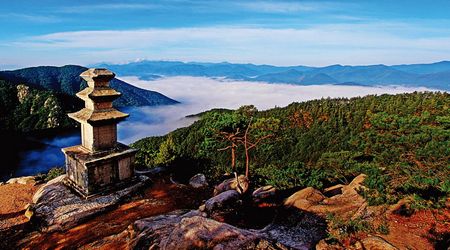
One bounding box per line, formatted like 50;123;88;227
0;80;74;131
0;65;178;132
132;92;450;208
0;65;178;107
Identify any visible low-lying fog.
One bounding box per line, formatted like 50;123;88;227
118;76;432;143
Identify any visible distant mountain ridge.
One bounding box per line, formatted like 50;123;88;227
0;65;178;107
0;65;178;132
96;60;450;90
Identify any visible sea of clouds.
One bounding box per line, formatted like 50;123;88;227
11;77;433;178
117;76;432;143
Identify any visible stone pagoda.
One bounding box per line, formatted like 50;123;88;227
62;68;137;197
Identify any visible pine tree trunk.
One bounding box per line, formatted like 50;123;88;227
231;143;236;172
244;132;249;177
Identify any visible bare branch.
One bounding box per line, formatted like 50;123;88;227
217;145;233;151
247;134;274;150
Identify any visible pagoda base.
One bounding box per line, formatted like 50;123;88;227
62;143;138;198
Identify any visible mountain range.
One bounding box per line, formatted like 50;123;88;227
0;65;178;107
96;61;450;91
0;65;178;132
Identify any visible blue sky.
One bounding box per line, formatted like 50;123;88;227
1;0;450;69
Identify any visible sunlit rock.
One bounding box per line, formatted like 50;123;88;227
214;174;249;195
6;176;36;185
252;185;277;203
32;174;149;232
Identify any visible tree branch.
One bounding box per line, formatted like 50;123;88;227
217;145;233;151
247;134;274;150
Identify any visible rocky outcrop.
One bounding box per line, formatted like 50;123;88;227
164;216;264;249
360;236;399;250
214;174;249;195
6;176;36;185
315;239;341;250
284;187;325;210
323;184;344;197
189;173;208;188
262;207;327;249
129;210;267;249
252;185;277;203
31;175;150;232
205;190;240;211
204;190;241;221
129;210;202;249
284;174;368;220
43;96;62;128
388;198;414;216
16;84;29;104
126;208;325;250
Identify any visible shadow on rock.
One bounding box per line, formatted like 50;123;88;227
262;207;327;249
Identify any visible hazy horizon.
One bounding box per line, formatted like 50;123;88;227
4;59;450;72
2;1;450;68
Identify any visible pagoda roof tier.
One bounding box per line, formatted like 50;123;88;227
80;68;115;88
68;108;129;125
76;87;121;101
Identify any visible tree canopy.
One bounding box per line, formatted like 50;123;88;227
132;92;450;208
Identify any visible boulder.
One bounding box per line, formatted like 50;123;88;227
126;209;324;249
189;173;208;188
164;216;264;249
32;175;150;232
343;174;367;194
6;176;36;185
262;207;327;249
204;190;241;215
128;210;267;249
315;239;341;250
323;184;344;197
388;198;413;216
214;174;249;195
360;236;398;250
285;175;368;220
252;185;277;203
129;210;202;249
284;187;325;210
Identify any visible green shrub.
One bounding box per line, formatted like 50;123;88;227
326;213;374;239
377;222;390;235
44;167;65;182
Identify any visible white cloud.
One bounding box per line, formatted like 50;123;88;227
236;1;323;13
116;76;433;143
57;3;160;13
11;22;450;67
0;13;61;23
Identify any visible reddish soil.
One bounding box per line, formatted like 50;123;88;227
18;178;212;250
383;209;450;250
0;183;39;232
